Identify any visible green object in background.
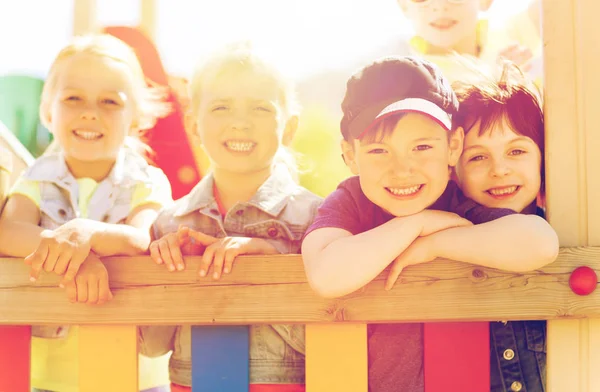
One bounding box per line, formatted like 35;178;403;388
0;75;52;157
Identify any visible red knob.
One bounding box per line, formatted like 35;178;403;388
569;266;598;296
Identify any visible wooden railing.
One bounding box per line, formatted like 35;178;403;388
0;248;598;391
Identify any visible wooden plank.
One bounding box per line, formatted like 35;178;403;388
306;324;367;392
191;326;249;391
139;0;156;41
424;322;488;392
0;251;597;324
79;325;138;392
72;0;97;36
0;326;30;392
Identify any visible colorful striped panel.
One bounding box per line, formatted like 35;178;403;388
79;325;138;392
306;324;368;392
424;322;488;392
192;325;249;391
0;326;30;392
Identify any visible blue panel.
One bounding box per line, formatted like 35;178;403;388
191;325;249;392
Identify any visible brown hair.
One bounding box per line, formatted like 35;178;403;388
452;62;545;188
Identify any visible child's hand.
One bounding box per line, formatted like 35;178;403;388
385;237;435;291
24;219;94;282
149;226;205;272
63;253;113;305
184;230;280;279
417;210;472;237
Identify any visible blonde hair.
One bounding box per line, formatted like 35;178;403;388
189;42;301;181
39;34;171;132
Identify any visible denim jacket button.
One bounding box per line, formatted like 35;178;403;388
503;348;515;360
58;209;67;217
510;381;523;391
267;227;278;237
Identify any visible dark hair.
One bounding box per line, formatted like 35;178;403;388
452;62;545;189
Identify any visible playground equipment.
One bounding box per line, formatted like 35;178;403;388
1;0;600;391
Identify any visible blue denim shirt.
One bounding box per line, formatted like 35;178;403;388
490;207;546;392
139;166;322;386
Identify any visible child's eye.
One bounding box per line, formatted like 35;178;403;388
101;98;119;105
367;148;387;154
254;106;272;113
414;145;432;151
65;96;81;102
509;149;527;156
469;155;485;162
212;106;229;112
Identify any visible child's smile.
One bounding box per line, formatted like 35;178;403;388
430;17;458;31
223;139;256;154
385;184;424;198
72;128;103;142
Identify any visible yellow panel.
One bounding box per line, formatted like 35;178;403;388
306;324;367;392
79;325;138;392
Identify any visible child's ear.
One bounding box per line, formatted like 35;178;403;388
341;139;359;175
39;104;52;131
448;127;464;167
397;0;408;13
480;0;494;12
281;115;298;147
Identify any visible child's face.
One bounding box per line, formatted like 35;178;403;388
401;0;480;50
195;68;295;175
455;120;542;213
45;53;136;163
343;113;463;217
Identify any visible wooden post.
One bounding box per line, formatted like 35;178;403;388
139;0;157;42
72;0;97;36
543;0;600;390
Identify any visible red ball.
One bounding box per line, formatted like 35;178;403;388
569;266;598;296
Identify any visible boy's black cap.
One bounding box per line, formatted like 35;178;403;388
340;56;459;140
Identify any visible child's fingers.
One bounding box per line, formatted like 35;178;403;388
199;243;217;277
212;247;226;280
385;261;405;291
62;251;88;284
223;249;240;274
76;277;89;303
42;245;62;273
97;275;112;305
149;241;163;264
158;240;176;272
186;230;218;246
26;245;49;281
54;248;75;276
166;235;185;271
64;281;77;303
86;276;99;305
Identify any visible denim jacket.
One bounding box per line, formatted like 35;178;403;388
139;166;322;386
21;148;171;339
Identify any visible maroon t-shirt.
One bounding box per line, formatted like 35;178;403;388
304;176;516;392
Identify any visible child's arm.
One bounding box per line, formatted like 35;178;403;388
0;194;43;257
302;210;472;298
385;214;559;289
423;214;558;270
0;147;12;214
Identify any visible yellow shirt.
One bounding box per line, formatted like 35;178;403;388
11;178;171;392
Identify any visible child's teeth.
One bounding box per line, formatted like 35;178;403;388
489;186;518;196
226;141;255;152
73;130;102;140
387;185;421;196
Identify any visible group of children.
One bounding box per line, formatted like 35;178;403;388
0;16;557;392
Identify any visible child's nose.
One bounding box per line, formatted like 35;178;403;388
230;116;250;132
79;108;98;121
390;156;413;177
490;158;511;177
